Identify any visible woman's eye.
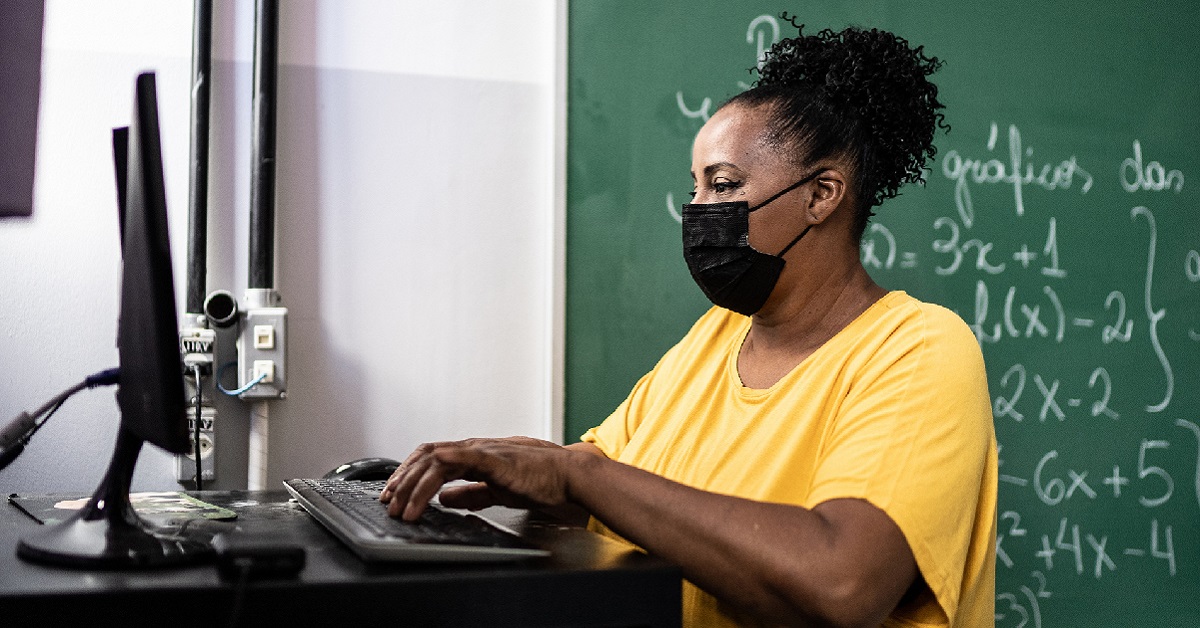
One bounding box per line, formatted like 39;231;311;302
713;181;736;193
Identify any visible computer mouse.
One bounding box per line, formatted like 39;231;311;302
322;457;401;481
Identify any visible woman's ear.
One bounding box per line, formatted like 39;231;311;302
807;169;847;223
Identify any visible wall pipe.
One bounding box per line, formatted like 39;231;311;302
185;0;213;314
248;0;279;291
246;0;280;491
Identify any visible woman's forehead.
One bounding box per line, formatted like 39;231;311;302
692;105;782;171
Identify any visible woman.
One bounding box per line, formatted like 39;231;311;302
382;23;997;628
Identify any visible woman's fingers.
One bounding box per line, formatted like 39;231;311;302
379;439;574;519
383;443;447;516
436;482;497;510
381;441;445;502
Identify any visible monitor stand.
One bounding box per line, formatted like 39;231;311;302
16;424;213;567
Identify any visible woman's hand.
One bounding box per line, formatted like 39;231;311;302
379;437;579;521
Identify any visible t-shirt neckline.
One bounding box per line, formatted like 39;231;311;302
728;290;908;396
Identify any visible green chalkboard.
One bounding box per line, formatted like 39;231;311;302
565;2;1200;625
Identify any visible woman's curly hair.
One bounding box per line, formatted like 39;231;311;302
726;16;948;240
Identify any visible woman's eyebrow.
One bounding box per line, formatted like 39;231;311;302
701;162;740;178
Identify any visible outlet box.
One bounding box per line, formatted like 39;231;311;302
238;307;287;399
175;406;217;484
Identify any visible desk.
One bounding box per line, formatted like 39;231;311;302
0;490;681;627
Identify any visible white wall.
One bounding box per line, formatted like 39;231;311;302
0;0;563;493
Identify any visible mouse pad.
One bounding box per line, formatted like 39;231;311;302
7;491;238;526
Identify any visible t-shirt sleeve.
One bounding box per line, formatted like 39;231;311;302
803;304;996;625
581;307;733;459
580;368;654;459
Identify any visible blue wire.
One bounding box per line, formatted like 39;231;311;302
216;362;269;396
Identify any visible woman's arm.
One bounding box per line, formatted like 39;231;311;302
380;439;916;628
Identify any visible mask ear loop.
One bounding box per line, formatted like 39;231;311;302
775;224;813;258
747;167;825;258
748;167;826;212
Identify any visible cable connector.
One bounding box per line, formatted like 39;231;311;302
0;412;37;449
86;367;121;388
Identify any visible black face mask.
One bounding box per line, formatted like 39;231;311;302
681;169;822;316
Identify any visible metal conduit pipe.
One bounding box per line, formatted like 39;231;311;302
246;0;280;491
248;0;279;291
185;0;212;315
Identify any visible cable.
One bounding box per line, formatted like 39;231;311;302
0;368;120;471
193;365;204;491
216;362;268;397
16;367;120;425
8;398;67;461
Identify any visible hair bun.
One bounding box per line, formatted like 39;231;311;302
747;19;947;215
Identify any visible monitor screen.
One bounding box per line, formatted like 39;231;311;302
0;0;45;218
115;72;189;454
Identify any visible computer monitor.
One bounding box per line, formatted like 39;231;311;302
113;73;190;454
17;72;210;567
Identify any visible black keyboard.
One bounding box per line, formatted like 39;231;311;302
283;478;549;562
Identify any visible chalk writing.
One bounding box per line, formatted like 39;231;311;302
1121;141;1184;193
998;514;1181;580
673;13;782;126
995;571;1051;628
1131;207;1172;412
667;15;783;218
992;364;1119;423
747;15;780;70
931;217;1065;278
675;91;711;123
1176;419;1200;509
861;223;919;270
968;283;1067;344
1189;250;1200;341
998;436;1190;506
941;123;1094;226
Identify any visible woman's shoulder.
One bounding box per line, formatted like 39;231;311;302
875;290;970;326
656;306;751;366
866;291;981;352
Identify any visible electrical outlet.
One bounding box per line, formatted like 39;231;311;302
175;406;217;484
178;316;217;486
180;322;216;375
238;307;287;399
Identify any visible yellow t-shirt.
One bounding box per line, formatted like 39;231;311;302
582;291;997;627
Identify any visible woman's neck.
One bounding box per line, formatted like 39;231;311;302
737;264;886;389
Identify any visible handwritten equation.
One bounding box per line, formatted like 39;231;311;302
994;418;1199;627
901;122;1194;628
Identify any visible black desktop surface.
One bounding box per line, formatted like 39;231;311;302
0;489;681;627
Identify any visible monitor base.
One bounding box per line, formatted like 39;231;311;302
16;425;213;568
17;509;212;568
